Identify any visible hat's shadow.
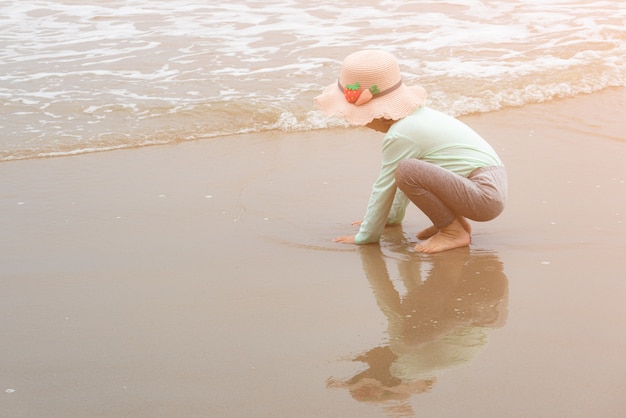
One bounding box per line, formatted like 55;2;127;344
327;226;509;414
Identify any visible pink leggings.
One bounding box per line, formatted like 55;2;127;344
395;160;507;229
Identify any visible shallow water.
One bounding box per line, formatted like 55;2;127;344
1;0;625;160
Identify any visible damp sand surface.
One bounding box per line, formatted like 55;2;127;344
1;88;626;417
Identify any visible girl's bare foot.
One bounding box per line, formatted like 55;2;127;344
414;218;471;253
416;225;439;240
416;218;471;240
458;217;472;235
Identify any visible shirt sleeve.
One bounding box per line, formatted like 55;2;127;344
388;189;409;225
355;132;419;244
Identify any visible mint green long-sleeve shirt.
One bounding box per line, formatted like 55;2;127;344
354;106;503;245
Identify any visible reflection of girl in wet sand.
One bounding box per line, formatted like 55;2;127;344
328;244;508;411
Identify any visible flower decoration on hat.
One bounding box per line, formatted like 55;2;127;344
344;82;381;106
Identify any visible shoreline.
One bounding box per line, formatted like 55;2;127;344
1;87;624;166
1;88;625;417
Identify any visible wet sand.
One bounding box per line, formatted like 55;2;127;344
1;88;625;417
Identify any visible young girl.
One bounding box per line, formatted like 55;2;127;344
314;50;507;253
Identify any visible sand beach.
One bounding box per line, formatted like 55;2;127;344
1;88;625;417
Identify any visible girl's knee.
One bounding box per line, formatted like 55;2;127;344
395;159;413;188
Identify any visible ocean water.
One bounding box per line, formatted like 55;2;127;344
1;0;625;161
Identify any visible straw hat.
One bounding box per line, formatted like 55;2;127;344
314;50;427;125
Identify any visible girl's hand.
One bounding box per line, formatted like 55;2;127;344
351;220;363;226
333;235;356;244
